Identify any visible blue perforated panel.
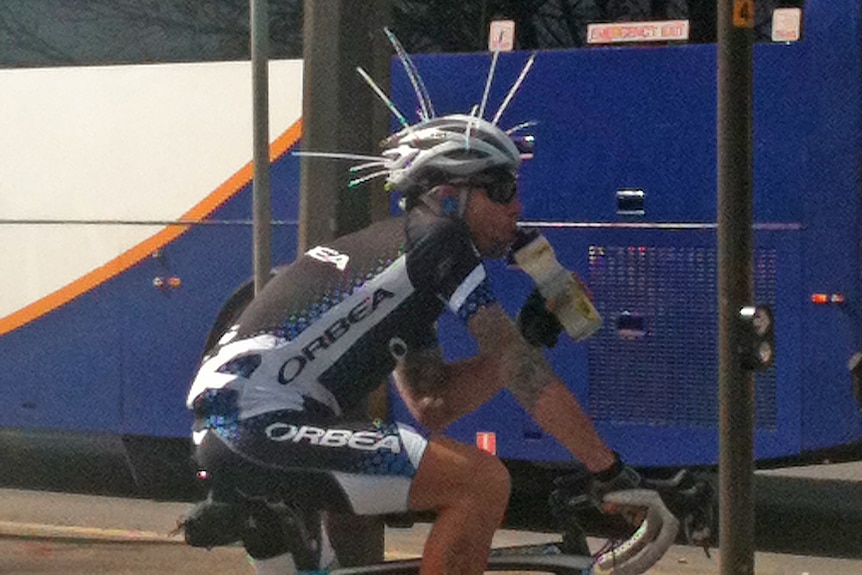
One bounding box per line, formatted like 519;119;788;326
587;245;777;430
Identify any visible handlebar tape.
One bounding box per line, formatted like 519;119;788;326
594;489;680;575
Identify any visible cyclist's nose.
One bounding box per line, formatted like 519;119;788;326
508;198;523;217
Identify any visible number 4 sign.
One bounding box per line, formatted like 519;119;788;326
733;0;755;28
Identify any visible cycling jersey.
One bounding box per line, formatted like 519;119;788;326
187;208;496;423
187;206;498;514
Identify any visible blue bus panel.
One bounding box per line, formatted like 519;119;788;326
388;0;862;466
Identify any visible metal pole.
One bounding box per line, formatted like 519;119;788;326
717;1;756;574
299;0;341;251
251;0;271;295
300;0;391;252
300;1;392;565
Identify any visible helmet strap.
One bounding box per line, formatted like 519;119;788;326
420;184;471;218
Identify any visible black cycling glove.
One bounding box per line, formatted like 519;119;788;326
516;288;563;348
549;452;641;514
591;451;642;500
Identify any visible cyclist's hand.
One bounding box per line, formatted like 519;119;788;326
591;452;642;502
517;288;563;348
549;454;642;520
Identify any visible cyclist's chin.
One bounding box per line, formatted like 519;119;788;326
484;237;514;259
503;227;519;247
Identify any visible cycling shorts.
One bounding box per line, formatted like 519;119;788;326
196;410;429;516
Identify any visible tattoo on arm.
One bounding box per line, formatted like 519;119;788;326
392;346;453;429
468;305;556;412
506;343;556;411
394;345;448;398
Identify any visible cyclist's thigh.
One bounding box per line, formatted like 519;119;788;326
409;435;510;512
200;412;429;515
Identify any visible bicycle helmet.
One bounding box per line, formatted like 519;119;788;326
301;38;537;211
380;114;522;196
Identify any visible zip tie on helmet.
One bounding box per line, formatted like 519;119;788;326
294;29;538;200
493;52;536;126
356;66;414;133
477;50;500;124
384;26;435;122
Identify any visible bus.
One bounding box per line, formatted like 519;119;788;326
388;0;862;470
0;0;859;493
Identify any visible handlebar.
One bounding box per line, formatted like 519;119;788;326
593;489;680;575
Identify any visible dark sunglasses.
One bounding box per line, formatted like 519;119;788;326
483;178;518;204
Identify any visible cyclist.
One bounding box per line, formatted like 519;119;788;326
187;114;638;575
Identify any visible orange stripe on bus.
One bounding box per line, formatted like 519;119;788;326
0;119;303;337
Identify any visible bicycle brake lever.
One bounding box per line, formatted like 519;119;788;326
643;470;716;552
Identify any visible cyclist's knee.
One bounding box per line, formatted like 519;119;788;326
471;451;510;502
452;441;508;488
412;439;510;514
452;449;510;517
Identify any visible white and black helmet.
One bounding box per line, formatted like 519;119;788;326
380;114;522;194
298;39;537;208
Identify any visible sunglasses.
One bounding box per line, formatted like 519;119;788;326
483;178;518;205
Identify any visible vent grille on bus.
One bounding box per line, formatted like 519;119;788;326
587;245;777;430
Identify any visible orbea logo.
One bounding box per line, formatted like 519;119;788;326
278;288;396;385
264;423;401;453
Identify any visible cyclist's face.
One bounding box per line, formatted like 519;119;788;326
465;185;522;258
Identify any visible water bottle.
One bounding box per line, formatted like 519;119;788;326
509;229;603;341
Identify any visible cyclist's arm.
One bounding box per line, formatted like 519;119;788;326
392;329;503;433
393;302;556;430
468;305;613;473
393;303;613;471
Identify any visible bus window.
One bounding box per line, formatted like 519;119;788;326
393;0;807;51
0;1;809;69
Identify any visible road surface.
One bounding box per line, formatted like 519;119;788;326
0;462;860;574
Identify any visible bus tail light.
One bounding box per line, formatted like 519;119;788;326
810;293;845;305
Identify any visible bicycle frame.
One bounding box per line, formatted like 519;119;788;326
237;489;678;575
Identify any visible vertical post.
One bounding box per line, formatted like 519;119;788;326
251;0;271;295
717;1;756;574
299;0;338;252
300;0;392;566
300;0;391;253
